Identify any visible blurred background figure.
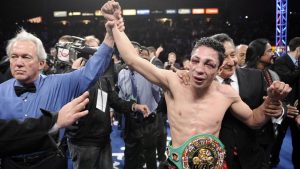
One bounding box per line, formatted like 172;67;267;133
164;52;180;72
271;37;300;169
236;44;248;67
117;41;161;169
181;57;191;70
42;54;55;75
84;35;100;48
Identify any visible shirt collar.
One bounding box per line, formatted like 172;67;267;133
288;54;298;65
14;74;42;88
216;71;237;83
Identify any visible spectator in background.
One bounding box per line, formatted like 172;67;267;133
118;41;161;169
271;37;300;168
181;57;191;70
244;38;287;166
84;35;100;48
212;33;283;169
143;46;164;69
66;25;151;169
236;44;248;67
54;35;75;73
66;67;150;169
155;46;164;58
112;53;125;75
140;46;150;60
49;47;57;59
111;51;126;89
147;46;157;58
147;46;164;60
164;52;180;72
145;46;167;168
42;54;55;75
245;39;277;80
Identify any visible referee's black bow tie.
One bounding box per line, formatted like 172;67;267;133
14;85;36;96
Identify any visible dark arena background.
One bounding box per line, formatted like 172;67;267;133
0;0;299;61
0;0;300;169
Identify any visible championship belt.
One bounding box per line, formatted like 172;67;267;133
180;134;225;169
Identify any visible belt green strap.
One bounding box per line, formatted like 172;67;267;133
167;134;225;169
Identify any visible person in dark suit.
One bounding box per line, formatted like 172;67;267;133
244;38;287;167
212;33;283;169
147;46;164;69
66;63;150;169
0;92;89;156
270;37;300;168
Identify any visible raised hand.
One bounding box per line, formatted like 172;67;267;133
102;0;125;35
267;81;291;101
156;46;164;57
56;92;89;128
105;16;125;32
101;0;122;21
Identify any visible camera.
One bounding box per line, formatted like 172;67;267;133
55;36;98;62
55;36;87;63
53;36;97;73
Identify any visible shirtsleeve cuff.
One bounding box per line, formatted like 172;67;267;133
271;106;284;124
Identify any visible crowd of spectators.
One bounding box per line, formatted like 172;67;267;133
1;15;299;64
0;4;300;168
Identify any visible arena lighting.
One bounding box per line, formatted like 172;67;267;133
226;21;231;26
271;46;277;52
137;9;150;15
28;17;42;23
82;20;91;24
205;8;219;14
151;10;164;14
53;11;67;17
158;18;170;23
61;20;69;26
95;10;102;16
69;12;81;16
275;0;288;56
123;9;137;16
165;9;177;14
178;9;191;14
82;12;94;16
192;8;205;14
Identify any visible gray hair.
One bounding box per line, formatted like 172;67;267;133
6;28;47;61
